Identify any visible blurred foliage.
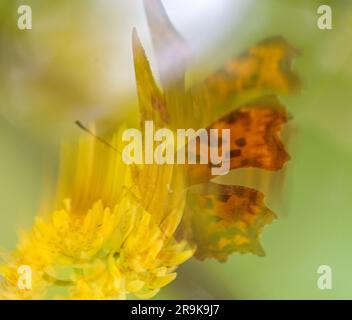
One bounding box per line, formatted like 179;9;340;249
0;0;138;141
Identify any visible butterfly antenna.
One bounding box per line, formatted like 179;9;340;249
75;120;121;154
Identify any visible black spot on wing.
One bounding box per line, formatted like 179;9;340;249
229;149;242;158
235;137;246;147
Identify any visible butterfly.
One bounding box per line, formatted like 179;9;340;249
132;0;301;261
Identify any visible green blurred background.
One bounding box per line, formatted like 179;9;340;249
1;0;352;299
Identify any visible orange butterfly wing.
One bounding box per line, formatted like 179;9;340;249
185;95;290;185
189;37;300;128
183;182;276;261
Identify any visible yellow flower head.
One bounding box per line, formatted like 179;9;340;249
0;130;194;300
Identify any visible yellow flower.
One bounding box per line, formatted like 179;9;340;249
24;200;116;266
0;130;194;300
